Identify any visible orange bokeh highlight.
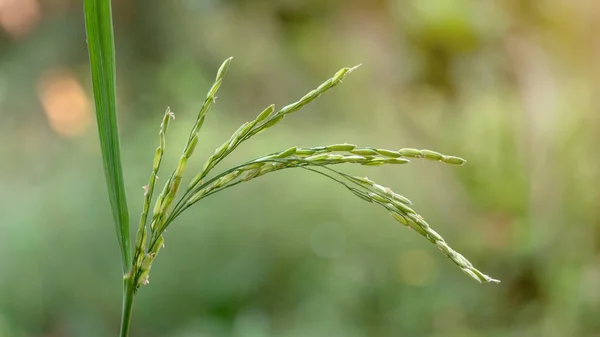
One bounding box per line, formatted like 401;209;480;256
37;68;93;138
0;0;41;38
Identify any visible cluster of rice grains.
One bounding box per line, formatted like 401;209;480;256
130;58;499;290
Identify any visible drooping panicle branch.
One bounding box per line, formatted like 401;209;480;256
150;58;232;240
133;58;498;290
136;58;233;288
187;65;361;192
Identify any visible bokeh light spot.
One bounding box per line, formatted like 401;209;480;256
0;0;40;38
37;68;92;138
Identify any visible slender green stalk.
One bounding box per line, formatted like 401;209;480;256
132;108;174;289
119;276;135;337
149;59;232;240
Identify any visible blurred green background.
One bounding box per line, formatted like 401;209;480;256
1;0;600;336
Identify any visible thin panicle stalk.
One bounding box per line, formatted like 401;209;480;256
163;144;497;284
187;65;360;193
119;279;135;337
169;66;360;233
165;65;362;240
131;108;174;288
315;166;498;283
137;58;233;283
150;58;232;240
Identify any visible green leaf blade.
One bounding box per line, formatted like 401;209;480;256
84;0;131;273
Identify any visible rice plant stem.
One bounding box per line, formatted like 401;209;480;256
119;276;135;337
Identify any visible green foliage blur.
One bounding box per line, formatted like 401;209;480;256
1;0;599;336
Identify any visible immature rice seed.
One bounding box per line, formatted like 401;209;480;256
306;153;331;162
310;146;329;152
368;192;388;204
362;159;387;166
136;269;150;288
163;106;175;123
316;80;333;92
280;103;298;115
140;253;153;270
349;188;372;202
391;192;412;205
383;158;410;164
351;176;375;186
261;114;285;129
159;131;166;151
231;121;251;139
390;212;409;225
215;170;242;188
150;235;164;256
351;148;379;156
453;251;473;267
298;91;319;106
243;162;266;171
372;184;390;195
421;149;444;161
174;156;187;178
187;189;208;205
152;148;162;171
422;225;443;241
383;202;397;212
376;149;402;158
461;268;482;283
296;148;317;156
470;268;500;283
207;80;222;99
442;156;467;166
238;121;256;138
191;116;206;135
344;155;366;163
227;123;253;152
394;201;417;215
185;135;199;158
436;241;453;257
212;142;229;159
241;167;262;182
399;148;423;158
215;57;233;80
332;65;360;83
328;143;356;151
134;231;147;266
327;154;345;161
258;163;280;175
406;219;429;237
406;213;428;228
278;146;298;158
256;104;276;123
152;194;163;218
